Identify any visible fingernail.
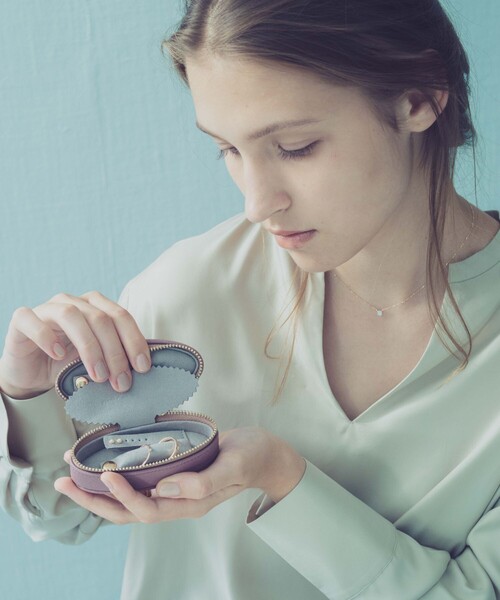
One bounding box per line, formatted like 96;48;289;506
95;360;109;380
101;475;115;493
136;353;150;373
158;482;180;497
53;343;65;358
117;371;130;392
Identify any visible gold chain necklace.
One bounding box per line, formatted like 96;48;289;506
331;204;476;317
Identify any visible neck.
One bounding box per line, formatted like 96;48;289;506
327;191;477;314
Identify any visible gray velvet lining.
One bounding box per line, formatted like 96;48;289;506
60;346;199;398
65;365;198;428
111;441;178;468
75;420;211;469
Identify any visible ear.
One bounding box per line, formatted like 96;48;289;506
397;88;449;134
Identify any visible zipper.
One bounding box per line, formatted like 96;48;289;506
69;411;218;473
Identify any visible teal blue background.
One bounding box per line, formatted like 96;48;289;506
0;1;498;598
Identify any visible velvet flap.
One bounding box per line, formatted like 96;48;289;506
64;365;199;428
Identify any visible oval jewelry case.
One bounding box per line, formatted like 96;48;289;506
55;339;219;494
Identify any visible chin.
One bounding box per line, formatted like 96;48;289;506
288;254;331;274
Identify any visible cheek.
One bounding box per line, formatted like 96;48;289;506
301;146;401;250
322;137;401;212
301;147;378;212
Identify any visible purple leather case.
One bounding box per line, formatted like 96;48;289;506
55;339;219;494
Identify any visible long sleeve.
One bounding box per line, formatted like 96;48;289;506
0;283;132;544
246;459;500;600
0;386;107;544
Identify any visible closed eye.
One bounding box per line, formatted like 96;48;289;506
216;141;319;161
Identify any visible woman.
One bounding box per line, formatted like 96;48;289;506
1;1;499;598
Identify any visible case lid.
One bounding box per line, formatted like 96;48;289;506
58;340;203;429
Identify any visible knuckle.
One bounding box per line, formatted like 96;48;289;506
90;311;112;328
82;290;103;301
58;303;79;319
105;349;129;368
12;306;31;320
78;337;97;353
112;305;131;319
195;478;212;499
50;292;71;303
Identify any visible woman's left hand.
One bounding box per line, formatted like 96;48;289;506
53;427;306;525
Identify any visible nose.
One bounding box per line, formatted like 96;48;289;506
243;161;291;224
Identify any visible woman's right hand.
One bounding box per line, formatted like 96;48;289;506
0;291;152;400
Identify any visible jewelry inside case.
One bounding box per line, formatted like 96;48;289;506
75;421;212;471
55;340;219;494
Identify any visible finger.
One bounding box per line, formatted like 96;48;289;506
54;476;135;525
100;472;164;523
102;471;245;522
157;452;246;501
7;306;78;363
163;483;244;519
100;472;219;522
44;293;134;391
58;291;152;384
33;301;125;389
34;295;144;394
79;291;152;375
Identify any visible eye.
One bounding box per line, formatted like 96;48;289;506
216;141;319;161
216;146;241;160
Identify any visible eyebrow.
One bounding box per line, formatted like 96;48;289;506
195;118;322;142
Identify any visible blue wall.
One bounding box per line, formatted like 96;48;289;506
0;1;498;598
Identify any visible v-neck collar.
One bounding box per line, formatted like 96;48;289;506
302;226;500;425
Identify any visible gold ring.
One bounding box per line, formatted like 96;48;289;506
139;444;153;467
159;436;179;460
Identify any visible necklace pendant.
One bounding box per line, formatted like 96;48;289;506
376;309;383;317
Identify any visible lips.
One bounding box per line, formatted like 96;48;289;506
269;229;314;237
269;229;317;250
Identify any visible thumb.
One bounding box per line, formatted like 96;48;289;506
156;472;200;498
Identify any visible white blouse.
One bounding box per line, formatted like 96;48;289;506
1;211;499;599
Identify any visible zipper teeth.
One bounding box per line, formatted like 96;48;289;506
55;356;84;402
70;411;218;473
55;342;204;402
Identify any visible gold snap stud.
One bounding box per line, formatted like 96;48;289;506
102;461;118;471
75;376;89;389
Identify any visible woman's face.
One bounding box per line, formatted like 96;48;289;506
185;54;428;274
